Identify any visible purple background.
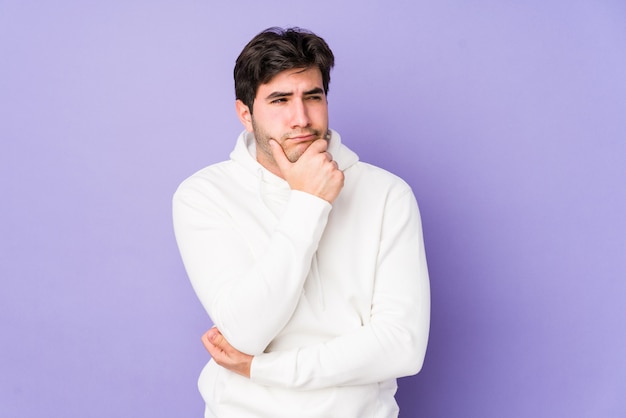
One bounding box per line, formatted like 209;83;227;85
1;1;625;417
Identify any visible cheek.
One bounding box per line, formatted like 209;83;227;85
258;109;287;129
312;104;329;122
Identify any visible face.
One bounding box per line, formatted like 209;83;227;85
236;67;329;176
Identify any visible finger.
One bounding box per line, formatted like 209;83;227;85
203;334;227;363
205;339;223;362
201;328;221;351
269;140;291;172
210;329;229;350
201;331;212;352
305;138;328;155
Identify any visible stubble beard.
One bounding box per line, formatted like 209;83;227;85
251;118;327;164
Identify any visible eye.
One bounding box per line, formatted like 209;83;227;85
270;98;287;104
306;95;323;101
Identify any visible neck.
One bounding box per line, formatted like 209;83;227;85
256;152;284;179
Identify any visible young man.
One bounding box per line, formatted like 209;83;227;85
173;27;430;417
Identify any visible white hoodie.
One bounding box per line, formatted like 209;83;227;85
173;130;430;418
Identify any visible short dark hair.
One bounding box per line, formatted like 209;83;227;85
234;27;335;113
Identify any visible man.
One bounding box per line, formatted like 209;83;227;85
173;27;430;417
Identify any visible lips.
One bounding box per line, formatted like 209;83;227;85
287;132;318;143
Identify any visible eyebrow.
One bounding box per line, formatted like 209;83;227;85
265;87;325;101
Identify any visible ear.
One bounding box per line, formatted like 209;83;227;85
235;100;254;132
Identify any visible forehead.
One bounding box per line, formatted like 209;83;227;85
257;67;323;94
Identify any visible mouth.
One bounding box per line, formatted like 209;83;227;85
286;131;320;143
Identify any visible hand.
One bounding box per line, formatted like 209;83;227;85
270;139;344;203
201;328;252;378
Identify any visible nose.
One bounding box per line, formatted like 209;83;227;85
290;98;310;128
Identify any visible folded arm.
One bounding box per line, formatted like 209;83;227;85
174;185;331;355
202;189;430;389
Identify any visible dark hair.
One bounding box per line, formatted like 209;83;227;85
234;27;335;113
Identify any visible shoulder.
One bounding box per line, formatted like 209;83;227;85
173;160;238;203
348;161;413;195
337;162;419;217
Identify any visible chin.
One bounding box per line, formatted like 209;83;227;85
286;143;312;162
286;153;303;163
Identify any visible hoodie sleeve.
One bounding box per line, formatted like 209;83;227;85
173;178;331;356
249;187;430;388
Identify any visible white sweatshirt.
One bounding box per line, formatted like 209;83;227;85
173;130;430;418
